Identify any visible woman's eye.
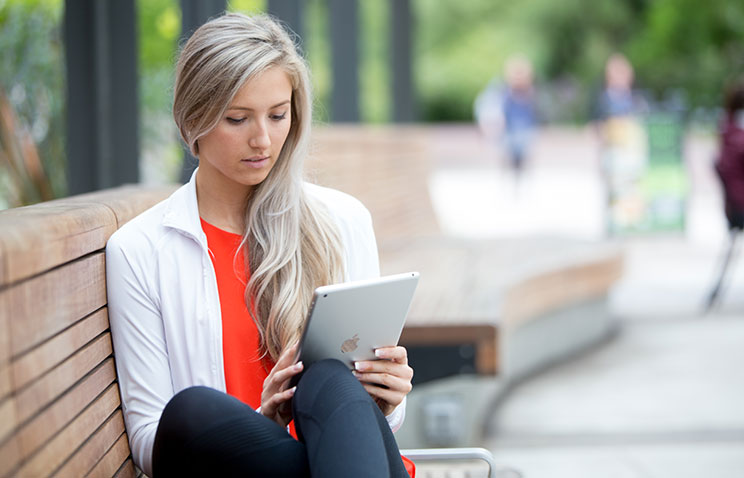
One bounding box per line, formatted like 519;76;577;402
226;117;245;124
270;113;287;121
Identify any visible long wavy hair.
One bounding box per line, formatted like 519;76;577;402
173;12;345;361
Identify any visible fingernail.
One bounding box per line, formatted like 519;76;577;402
295;361;303;370
375;349;384;358
289;386;297;395
352;370;360;378
355;362;365;371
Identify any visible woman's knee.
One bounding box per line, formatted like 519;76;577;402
296;359;360;397
293;359;371;418
157;386;247;444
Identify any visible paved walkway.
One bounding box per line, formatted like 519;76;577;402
425;125;744;478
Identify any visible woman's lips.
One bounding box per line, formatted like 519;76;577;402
241;157;269;168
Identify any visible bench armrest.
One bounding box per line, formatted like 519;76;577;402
400;447;518;478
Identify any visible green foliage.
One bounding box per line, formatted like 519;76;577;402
228;0;265;14
414;0;530;121
360;0;390;123
0;0;65;200
304;0;331;123
627;0;744;108
411;0;743;122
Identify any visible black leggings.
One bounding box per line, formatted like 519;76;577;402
152;359;408;477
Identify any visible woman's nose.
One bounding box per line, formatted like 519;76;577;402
249;121;271;150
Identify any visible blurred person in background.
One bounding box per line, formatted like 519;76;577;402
593;53;648;233
501;55;538;176
474;54;537;179
716;78;744;228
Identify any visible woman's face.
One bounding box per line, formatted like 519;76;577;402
197;66;293;193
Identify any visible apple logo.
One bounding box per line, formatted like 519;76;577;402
341;334;360;353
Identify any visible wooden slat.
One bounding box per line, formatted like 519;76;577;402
113;458;137;478
15;333;112;425
6;253;107;357
0;396;17;444
65;184;176;229
401;325;499;375
12;308;109;390
0;185;175;287
18;358;117;460
401;325;496;346
0;291;10;400
0;363;9;404
57;411;126;478
17;384;120;477
0;201;116;287
0;435;21;477
502;251;624;326
84;429;130;478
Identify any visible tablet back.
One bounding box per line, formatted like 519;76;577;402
297;272;419;369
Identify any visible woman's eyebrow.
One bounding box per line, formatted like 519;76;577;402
227;100;291;111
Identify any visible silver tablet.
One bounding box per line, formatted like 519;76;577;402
295;272;419;370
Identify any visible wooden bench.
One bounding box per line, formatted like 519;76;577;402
0;185;175;477
0;180;502;478
0;124;620;475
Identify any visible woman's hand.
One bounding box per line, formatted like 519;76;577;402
261;343;303;427
353;346;413;416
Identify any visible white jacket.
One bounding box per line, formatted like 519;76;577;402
106;171;405;476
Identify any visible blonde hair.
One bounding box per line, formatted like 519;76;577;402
173;13;345;360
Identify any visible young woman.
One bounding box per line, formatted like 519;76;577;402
106;12;413;477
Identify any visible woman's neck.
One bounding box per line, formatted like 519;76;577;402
195;167;251;234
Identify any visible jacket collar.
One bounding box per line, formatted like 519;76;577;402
161;168;208;248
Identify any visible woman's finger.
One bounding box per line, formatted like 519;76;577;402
271;360;304;387
262;386;297;425
355;359;413;381
373;346;408;364
274;342;300;369
361;383;405;411
263;345;301;391
353;370;412;394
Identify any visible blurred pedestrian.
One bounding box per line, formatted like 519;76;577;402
474;54;537;177
501;55;538;175
593;53;648;234
716;77;744;228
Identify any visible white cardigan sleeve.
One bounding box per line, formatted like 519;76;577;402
106;230;172;477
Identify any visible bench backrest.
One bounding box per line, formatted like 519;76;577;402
0;185;174;478
309;126;440;243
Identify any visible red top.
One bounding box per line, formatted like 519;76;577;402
201;219;270;409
